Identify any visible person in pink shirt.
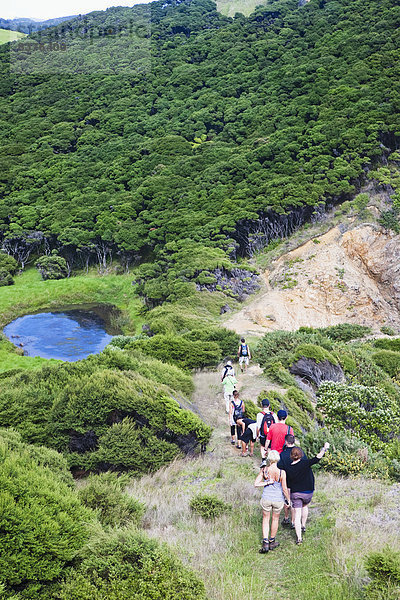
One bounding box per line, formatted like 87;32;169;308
265;410;294;454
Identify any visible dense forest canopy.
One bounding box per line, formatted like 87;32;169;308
0;0;399;302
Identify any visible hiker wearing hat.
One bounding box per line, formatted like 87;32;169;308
264;410;294;454
221;364;237;414
256;399;277;459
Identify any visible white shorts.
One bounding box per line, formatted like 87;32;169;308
239;356;249;365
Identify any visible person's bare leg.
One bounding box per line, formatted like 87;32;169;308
262;510;270;540
270;510;281;539
249;441;254;456
294;507;302;542
241;440;247;455
301;504;309;528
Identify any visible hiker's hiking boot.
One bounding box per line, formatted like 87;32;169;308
281;518;290;527
259;539;269;553
268;538;280;550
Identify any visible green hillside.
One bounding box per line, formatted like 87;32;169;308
0;0;399;307
0;28;26;44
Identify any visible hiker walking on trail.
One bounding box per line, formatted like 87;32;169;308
264;410;294;454
221;360;235;383
256;399;277;458
237;338;251;373
284;442;330;545
229;390;245;450
278;433;306;528
240;417;257;457
222;368;237;414
255;451;291;553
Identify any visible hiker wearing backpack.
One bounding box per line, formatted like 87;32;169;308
240;417;257;457
222;369;238;414
277;433;307;528
237;338;251;373
221;360;235;383
229;390;245;450
264;410;294;454
257;399;277;459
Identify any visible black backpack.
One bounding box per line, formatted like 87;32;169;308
259;411;276;440
232;399;244;422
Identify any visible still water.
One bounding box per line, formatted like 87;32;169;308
3;304;119;361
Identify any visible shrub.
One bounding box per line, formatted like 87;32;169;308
189;493;231;519
108;335;147;349
372;350;400;378
375;339;400;352
317;323;371;342
78;472;145;527
0;364;211;473
128;334;221;369
364;550;400;600
183;327;239;358
0;268;14;286
87;419;181;474
0;252;18;275
57;528;207;600
35;252;68;280
244;399;258;420
317;382;400;451
294;343;338;365
380;326;396;336
0;430;95;599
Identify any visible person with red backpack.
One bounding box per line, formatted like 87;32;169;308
256;399;277;459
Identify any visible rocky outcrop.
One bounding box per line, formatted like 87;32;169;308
290;358;345;387
223;223;400;335
196;267;260;301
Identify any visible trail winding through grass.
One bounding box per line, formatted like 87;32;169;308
127;365;400;599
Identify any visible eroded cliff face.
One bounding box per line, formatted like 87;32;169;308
223;224;400;335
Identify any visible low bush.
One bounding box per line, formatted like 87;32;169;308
127;334;221;369
375;338;400;352
380;326;396;336
243;399;258;420
317;323;371;342
57;528;208;600
183;327;239;359
108;335;147;349
189;493;231;519
0;430;95;599
0;252;18;276
364;550;400;600
0;268;14;286
294;343;338;365
78;472;145;527
372;350;400;378
87;419;181;474
35;252;68;280
317;382;400;451
0;364;211;473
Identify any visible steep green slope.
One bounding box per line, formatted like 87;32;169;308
0;0;399;306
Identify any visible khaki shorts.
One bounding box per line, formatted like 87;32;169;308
260;498;284;513
239;356;249;365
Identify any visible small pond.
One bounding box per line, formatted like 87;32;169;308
3;303;121;362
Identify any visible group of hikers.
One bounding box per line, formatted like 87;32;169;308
221;341;330;551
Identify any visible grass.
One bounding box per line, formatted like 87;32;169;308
216;0;269;17
0;268;144;372
0;28;26;44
